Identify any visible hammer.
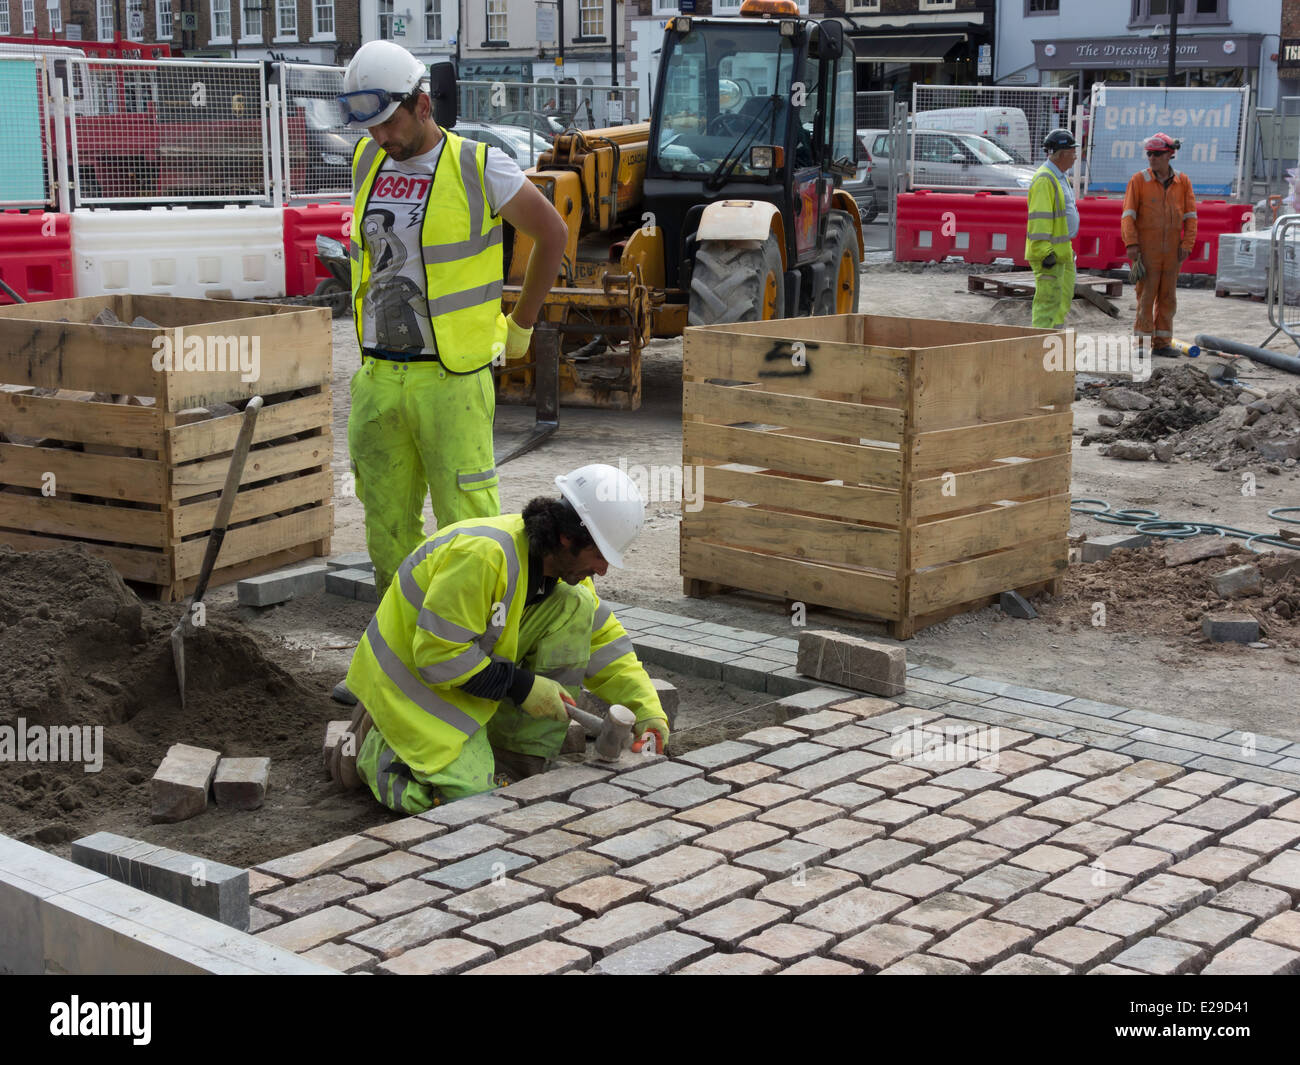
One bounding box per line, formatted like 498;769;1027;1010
566;702;637;762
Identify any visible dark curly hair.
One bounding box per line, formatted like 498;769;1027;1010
523;497;595;557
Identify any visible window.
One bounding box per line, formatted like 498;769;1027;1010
848;0;880;10
919;0;956;10
714;0;741;14
48;0;62;32
97;0;114;40
313;0;334;38
157;0;172;38
211;0;232;41
425;0;441;40
579;0;602;37
1027;0;1059;12
0;5;9;33
277;0;296;37
379;0;394;39
127;0;143;40
22;0;35;33
487;0;506;43
652;0;678;15
1130;0;1228;25
239;0;261;41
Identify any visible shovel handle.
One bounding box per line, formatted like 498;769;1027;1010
190;396;263;607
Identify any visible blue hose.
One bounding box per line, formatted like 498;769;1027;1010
1070;499;1300;553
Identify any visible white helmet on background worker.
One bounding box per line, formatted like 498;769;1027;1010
339;40;428;129
555;464;646;568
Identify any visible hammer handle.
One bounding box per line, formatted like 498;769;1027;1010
565;703;605;735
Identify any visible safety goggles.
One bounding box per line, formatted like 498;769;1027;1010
337;88;411;126
1145;149;1171;156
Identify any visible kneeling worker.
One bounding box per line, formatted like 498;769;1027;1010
332;464;670;811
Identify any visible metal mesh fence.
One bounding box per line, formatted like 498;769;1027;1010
910;84;1075;190
1251;96;1300;200
854;90;895;132
280;63;359;201
0;55;53;207
1084;84;1250;198
69;58;270;203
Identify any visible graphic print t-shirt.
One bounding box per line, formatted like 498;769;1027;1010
360;136;527;354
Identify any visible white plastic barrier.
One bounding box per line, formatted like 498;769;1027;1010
72;205;286;300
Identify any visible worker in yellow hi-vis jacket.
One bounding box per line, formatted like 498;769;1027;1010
1025;128;1080;329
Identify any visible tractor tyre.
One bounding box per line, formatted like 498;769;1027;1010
314;278;351;318
688;233;785;326
819;209;861;317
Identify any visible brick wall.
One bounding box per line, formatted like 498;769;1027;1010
1283;0;1300;38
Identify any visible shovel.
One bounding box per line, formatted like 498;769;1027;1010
171;396;263;707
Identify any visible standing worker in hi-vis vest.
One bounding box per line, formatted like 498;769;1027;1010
336;41;568;630
1025;128;1080;329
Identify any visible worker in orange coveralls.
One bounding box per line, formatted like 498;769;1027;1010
1121;132;1198;357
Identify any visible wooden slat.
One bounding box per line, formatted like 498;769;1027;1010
683;330;908;404
170;436;331;501
911;494;1071;570
685;422;901;489
687;313;859;344
0;529;170;583
0;443;168;504
695;465;901;526
911;335;1075;431
684;501;899;571
129;294;312;326
0;319;163;396
0;393;163;450
173;505;334;579
172;470;332;537
912;454;1072;518
0;493;167;548
681;539;900;618
683;381;903;443
910;538;1068;615
912;412;1072;475
168;393;331;464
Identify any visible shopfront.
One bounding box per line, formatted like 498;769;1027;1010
1033;34;1263;100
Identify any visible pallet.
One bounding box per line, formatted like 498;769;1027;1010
0;294;333;601
968;271;1123;299
680;313;1072;639
1214;285;1267;301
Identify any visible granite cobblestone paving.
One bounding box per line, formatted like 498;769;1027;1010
248;619;1300;974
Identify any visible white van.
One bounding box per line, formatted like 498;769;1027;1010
913;107;1032;163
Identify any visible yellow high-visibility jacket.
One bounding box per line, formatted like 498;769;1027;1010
1024;163;1073;266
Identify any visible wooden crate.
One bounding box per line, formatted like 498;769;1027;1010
0;294;333;601
681;313;1073;639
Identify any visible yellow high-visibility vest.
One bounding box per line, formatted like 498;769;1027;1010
1024;162;1072;266
350;127;508;373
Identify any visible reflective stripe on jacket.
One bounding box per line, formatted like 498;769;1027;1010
345;514;664;775
350;128;508;373
1120;168;1198;255
1024;163;1073;265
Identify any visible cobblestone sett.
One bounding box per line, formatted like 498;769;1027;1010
375;938;495;975
1135;787;1201;812
740;922;836;964
1275;796;1300;821
710;761;782;787
300;942;378;974
250;909;281;934
784;710;855;734
650;864;768;915
1131;822;1215;859
794;818;882;854
676;741;763;771
892;785;965;811
1123;873;1216;915
622;845;725;889
1248;850;1300;899
518;851;620;892
1167;845;1263;887
892;813;977;850
506;829;589;862
339;851;436;889
260;874;366;918
563;801;665;839
878;954;972;975
1070;773;1158;807
1219;818;1300;856
614;761;703;794
1009;844;1088;875
738;727;805;748
421;849;535;892
829;923;934;972
462;901;583;952
673;798;760;830
853;798;928;829
992;892;1087;934
256;836;390;882
946;791;1033;825
1164;770;1236;796
694;820;789;859
872;863;961;899
643;778;734;810
589;820;705;864
346;907;469;960
859;764;932;794
1252;911;1300;952
927;768;1006;793
1052;750;1135;776
411;824;515;863
349;879;452;922
1111;936;1207;975
957;863;1049;904
795;889;909;936
755;867;861;914
561;902;683;956
730;782;807;808
1041;865;1133;906
973;816;1060;851
590;931;712;975
488;801;584;835
1207;880;1293;920
780;957;863;974
568;783;640;811
1033;927;1124;971
494;765;612;804
1200;938;1300;975
757;742;836;770
778;750;887;791
1048;821;1134;857
418;793;518;828
679;898;789;947
895;891;992;934
1170;798;1258;834
465;941;591;975
1094;802;1173;833
1077;899;1169;946
976;751;1047;778
256;906;374;953
1159;905;1255;951
758;799;844;831
816;725;889;750
734;839;832;879
553;876;648;918
444;878;547;920
1004;769;1087;800
1093;845;1172;878
676;953;779;975
928;918;1037;970
983;954;1071;974
826;838;924;880
812;783;885;809
925;839;1012;876
829;696;902;717
363;817;447;848
1219;782;1296;809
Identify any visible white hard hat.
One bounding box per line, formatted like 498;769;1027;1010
339;40;428;129
555;464;646;569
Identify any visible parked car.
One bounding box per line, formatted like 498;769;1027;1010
842;130;879;224
912;106;1032;162
860;128;1037;193
493;110;564;141
453;121;553;167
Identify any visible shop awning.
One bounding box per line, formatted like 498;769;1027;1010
854;34;966;65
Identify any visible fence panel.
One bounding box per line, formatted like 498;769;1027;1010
855;90;895;133
910;85;1074;191
69;57;271;204
0;55;53;207
1084;84;1250;198
279;63;359;202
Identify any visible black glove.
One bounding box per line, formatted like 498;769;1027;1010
1042;251;1058;269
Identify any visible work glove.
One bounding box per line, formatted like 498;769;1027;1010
631;716;671;755
1177;247;1189;264
1129;248;1146;283
520;675;575;722
504;314;534;360
1041;251;1057;269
